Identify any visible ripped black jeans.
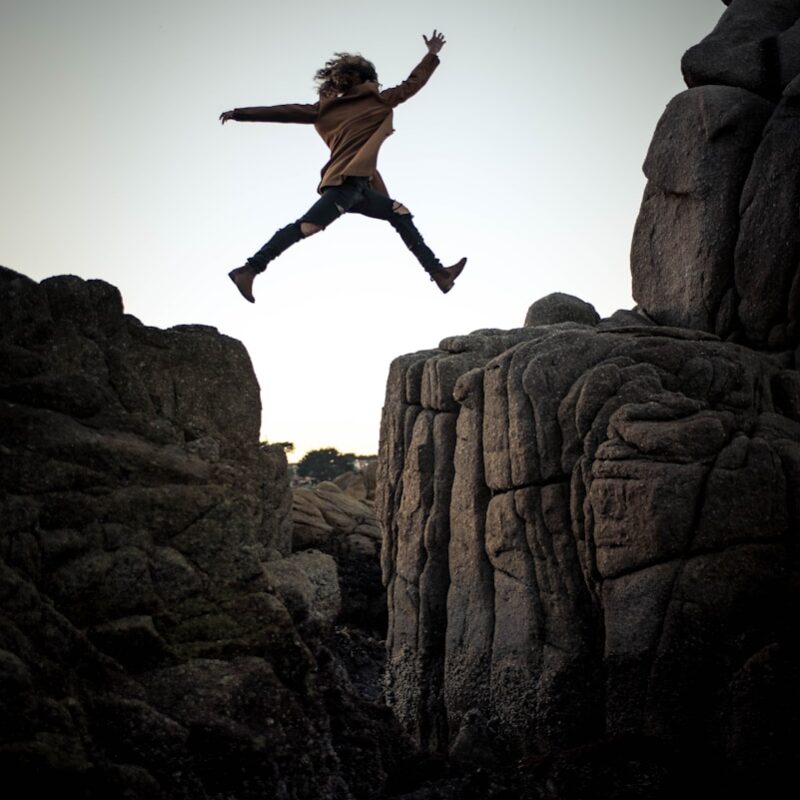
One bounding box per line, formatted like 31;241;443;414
246;176;443;275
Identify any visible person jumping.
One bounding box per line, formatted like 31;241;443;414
220;29;466;303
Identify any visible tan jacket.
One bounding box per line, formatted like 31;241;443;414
231;52;440;196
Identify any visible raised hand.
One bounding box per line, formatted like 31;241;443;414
423;30;446;55
219;110;235;124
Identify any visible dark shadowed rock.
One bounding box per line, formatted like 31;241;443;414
598;307;658;329
378;321;800;789
292;481;384;631
263;550;341;626
681;0;800;97
0;267;407;799
645;1;800;348
524;293;600;328
630;86;774;336
735;77;800;347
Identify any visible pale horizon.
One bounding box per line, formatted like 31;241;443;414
0;0;724;460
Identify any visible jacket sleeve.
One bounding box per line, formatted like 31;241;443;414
379;53;440;107
231;103;319;123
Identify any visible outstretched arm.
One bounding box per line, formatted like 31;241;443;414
219;102;319;124
379;29;446;107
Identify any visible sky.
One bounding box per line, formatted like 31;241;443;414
1;0;724;460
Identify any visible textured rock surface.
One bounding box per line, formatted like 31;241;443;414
333;464;378;502
524;292;600;328
682;0;800;97
632;0;800;347
293;480;384;631
0;267;407;799
630;86;773;335
378;311;800;788
380;5;800;789
735;76;800;346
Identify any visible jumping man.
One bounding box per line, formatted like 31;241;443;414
220;29;466;303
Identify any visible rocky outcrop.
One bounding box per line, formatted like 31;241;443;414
632;0;800;348
378;4;800;790
293;478;384;631
682;0;800;96
0;267;405;799
332;464;378;503
378;304;800;787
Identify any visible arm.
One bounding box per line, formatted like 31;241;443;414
379;30;446;107
219;102;319;124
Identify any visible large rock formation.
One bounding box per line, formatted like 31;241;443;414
632;0;800;348
293;477;385;632
378;1;800;792
6;2;800;797
0;267;406;799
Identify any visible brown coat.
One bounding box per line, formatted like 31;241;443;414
231;53;440;196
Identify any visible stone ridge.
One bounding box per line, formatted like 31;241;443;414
631;0;800;347
377;297;800;789
0;267;406;799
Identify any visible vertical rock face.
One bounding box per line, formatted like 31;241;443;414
378;3;800;783
632;0;800;348
378;308;800;781
735;75;800;346
0;267;401;798
379;7;800;773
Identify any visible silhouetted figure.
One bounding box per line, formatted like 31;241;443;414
221;30;466;303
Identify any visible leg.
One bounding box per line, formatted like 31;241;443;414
229;182;364;303
351;190;466;292
387;202;443;275
247;186;357;273
351;190;439;272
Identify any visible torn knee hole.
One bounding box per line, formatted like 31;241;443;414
335;203;346;214
300;222;322;237
392;202;410;215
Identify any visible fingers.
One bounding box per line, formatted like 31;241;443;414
423;29;446;53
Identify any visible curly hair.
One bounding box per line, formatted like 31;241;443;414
314;53;379;97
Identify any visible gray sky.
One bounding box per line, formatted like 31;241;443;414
1;0;724;458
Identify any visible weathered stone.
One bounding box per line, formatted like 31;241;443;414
263;550;341;626
379;322;800;783
681;0;800;96
524;293;600;328
630;86;774;335
88;616;176;672
292;481;384;629
0;268;406;798
333;469;370;501
444;369;494;739
734;90;800;347
778;17;800;85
